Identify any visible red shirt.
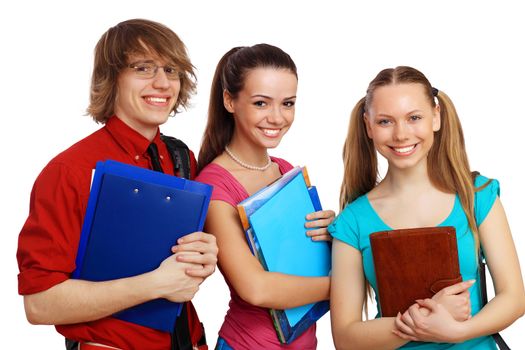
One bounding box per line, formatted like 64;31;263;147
17;116;201;350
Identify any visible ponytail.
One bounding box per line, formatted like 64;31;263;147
428;90;480;252
339;97;379;210
197;48;240;172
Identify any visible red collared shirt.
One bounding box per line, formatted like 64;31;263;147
17;116;199;350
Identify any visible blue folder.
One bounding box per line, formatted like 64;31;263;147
72;160;212;332
237;166;331;343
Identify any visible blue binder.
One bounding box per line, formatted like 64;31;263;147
237;166;331;343
72;160;212;332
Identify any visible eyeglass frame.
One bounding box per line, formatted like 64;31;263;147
127;60;182;81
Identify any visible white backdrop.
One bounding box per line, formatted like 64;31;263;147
1;1;524;348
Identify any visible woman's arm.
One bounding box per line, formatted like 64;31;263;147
394;198;525;342
331;239;409;350
204;200;330;309
459;197;525;338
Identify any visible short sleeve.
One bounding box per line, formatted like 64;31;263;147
271;156;294;174
328;206;360;250
474;175;500;226
17;162;87;294
195;164;247;207
209;179;238;207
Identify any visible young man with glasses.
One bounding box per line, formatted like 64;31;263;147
16;19;217;350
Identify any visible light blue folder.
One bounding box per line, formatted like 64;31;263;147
237;166;330;343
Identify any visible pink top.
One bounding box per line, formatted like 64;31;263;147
196;157;317;350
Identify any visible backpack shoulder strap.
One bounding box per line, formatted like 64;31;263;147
478;255;511;349
160;134;191;180
160;134;197;350
474;173;511;349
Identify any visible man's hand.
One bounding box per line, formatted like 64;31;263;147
151;252;204;302
172;231;218;279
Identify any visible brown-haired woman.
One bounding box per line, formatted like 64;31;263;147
196;44;334;349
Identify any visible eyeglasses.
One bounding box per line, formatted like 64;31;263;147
128;61;182;80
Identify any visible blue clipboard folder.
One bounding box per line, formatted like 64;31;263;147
237;166;330;344
72;160;212;332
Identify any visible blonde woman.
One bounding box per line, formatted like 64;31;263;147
329;66;525;349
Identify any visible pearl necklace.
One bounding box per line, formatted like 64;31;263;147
224;146;272;171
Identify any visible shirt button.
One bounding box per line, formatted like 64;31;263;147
160;155;164;159
134;155;140;161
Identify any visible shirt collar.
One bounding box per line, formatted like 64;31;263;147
105;116;162;158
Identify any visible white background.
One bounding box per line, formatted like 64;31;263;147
1;0;524;348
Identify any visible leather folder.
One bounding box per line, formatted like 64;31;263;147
370;226;462;317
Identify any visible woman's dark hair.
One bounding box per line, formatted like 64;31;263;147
198;44;297;172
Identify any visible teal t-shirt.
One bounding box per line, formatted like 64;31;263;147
328;175;499;349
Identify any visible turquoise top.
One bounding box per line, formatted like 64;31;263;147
328;175;499;349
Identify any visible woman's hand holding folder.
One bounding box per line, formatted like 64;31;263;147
430;279;474;321
305;210;336;242
393;298;468;343
393;279;475;342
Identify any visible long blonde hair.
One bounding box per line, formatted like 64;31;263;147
340;66;481;250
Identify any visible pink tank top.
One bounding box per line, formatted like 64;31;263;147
196;157;317;350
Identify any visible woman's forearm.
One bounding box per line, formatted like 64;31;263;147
333;317;409;350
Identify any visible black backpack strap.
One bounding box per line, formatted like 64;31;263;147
171;303;193;350
160;135;194;349
160;134;191;180
478;254;511;350
64;338;78;350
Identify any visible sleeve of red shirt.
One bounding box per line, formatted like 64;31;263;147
18;149;196;296
17;161;88;295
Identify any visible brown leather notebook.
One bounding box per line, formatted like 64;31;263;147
370;226;462;317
